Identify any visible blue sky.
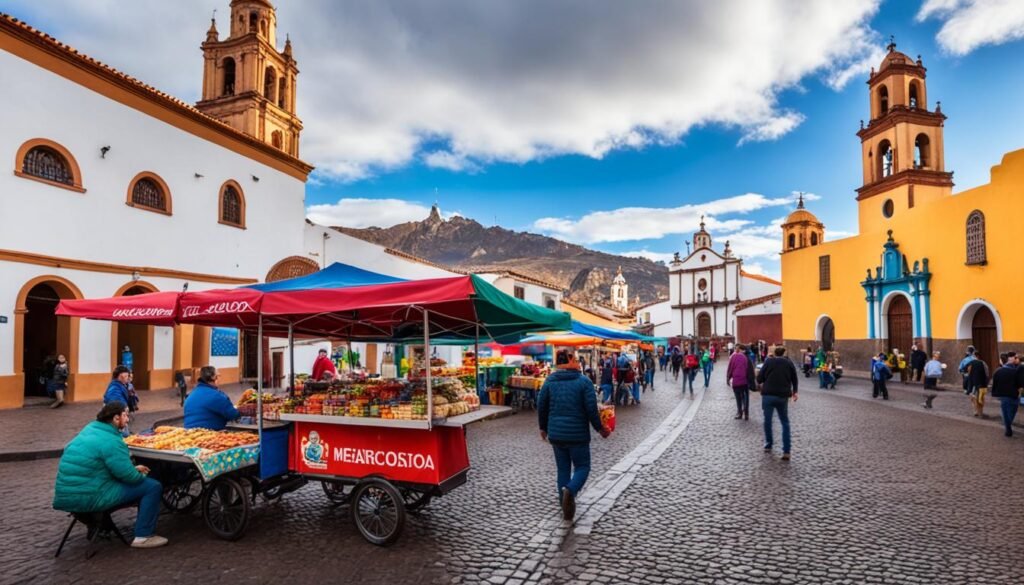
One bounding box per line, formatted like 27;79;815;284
7;1;1024;277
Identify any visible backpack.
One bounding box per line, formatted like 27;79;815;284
685;354;698;369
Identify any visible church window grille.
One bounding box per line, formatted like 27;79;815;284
966;211;986;265
130;177;167;213
22;146;72;185
819;255;831;290
221;184;243;227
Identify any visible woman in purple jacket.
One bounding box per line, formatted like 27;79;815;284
726;344;756;420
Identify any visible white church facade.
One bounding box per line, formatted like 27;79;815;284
640;218;781;342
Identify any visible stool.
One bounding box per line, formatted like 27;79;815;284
55;503;132;559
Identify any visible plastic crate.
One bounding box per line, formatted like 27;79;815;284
259;426;290;480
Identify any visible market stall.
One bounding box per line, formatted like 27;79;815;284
57;269;570;545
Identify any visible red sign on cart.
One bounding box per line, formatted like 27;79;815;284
290;422;470;486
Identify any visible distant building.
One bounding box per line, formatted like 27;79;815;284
610;267;629;312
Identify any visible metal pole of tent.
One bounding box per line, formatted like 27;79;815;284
257;317;264;442
288;322;295;392
474;324;480;396
424;309;432;430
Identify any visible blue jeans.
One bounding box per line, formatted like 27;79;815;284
113;477;163;538
702;365;712;387
631;382;641;403
600;383;613;403
685;370;696;392
645;370;654;389
762;395;792;454
551;441;591;497
998;397;1019;435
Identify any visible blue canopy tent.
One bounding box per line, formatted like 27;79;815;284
248;262;405;292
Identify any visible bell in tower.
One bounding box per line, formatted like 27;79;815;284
196;0;303;157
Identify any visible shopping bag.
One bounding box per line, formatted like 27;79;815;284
599;405;616;433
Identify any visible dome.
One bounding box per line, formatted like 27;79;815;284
784;208;820;225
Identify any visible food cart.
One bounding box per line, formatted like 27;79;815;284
57;268;570;545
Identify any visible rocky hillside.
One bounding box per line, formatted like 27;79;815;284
334;206;669;305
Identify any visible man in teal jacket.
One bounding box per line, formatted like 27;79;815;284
53;401;167;548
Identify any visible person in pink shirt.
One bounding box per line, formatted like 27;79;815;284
726;344;756;420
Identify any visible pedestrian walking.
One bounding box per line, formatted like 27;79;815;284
891;348;908;384
922;351;945;409
756;346;799;460
44;354;70;408
910;344;928;382
959;346;976;394
802;348;814;377
643;351;656;391
989;352;1020;437
726;344;755;420
537;350;609;520
700;347;713;388
658;346;667;373
965;354;990;418
683;350;699;396
871;353;892;399
599;354;614;404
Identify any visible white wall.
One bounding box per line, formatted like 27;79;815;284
306;223;459;279
0;50;306;280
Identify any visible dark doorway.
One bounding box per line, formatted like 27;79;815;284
820;318;835;351
23;284;61;397
242;331;259;380
972;306;998;369
697;313;711;339
887;295;913;355
116;286;152;390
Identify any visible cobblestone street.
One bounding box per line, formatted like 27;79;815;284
2;366;1022;584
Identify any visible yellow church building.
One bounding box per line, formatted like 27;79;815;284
781;41;1022;378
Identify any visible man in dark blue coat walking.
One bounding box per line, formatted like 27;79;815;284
538;350;609;520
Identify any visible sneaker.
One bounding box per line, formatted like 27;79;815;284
781;453;791;461
560;487;575;520
131;535;168;549
763;445;772;453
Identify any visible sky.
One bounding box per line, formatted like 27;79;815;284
6;0;1024;278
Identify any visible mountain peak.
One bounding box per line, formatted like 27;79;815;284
427;203;443;224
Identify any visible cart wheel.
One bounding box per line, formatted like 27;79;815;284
350;478;405;546
321;480;353;504
162;473;203;514
202;477;250;541
399;488;433;512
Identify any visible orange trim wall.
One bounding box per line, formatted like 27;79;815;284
0;248;257;285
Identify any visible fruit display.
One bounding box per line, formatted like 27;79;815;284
236;388;285;421
508;375;546;391
125;426;259;454
279;377;479;421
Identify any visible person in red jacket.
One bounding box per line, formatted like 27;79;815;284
311;348;337;381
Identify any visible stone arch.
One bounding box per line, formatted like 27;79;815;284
955;299;1003;342
880;291;914;354
877;139;893;179
914;133;931;169
13;276;84;401
14;138;85;192
266;256;319;283
877;84;889;115
814;314;835;351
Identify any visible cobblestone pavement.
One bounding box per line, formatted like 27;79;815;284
3;363;1022;584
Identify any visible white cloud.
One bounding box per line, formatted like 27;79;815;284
620;250;677;265
306;198;435;228
533;192;804;244
3;0;882;181
917;0;1024;55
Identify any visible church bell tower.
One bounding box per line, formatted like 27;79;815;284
855;39;952;233
196;0;303;157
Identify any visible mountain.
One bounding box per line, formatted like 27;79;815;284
333;206;669;306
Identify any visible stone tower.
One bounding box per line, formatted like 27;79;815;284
611;267;629;312
196;0;303;157
855;39;952;233
781;194;825;252
693;215;712;250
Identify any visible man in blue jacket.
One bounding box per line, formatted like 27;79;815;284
184;366;240;430
103;366;136;436
538;351;609;520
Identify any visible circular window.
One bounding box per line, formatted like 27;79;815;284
698;278;708;291
882;199;894;218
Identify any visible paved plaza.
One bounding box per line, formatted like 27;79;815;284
2;368;1022;585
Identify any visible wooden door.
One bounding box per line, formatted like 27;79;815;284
972;306;998;369
697;313;711;339
886;295;913;354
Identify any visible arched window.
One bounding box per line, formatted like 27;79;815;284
219;181;245;228
878;85;889;115
914;134;930;169
787;233;796;250
878;139;893;179
222;57;236;96
271;130;284;150
264;66;276;102
14;139;84;192
908;80;920;109
966;210;986;265
810;232;819;246
127;173;171;215
278;77;287;109
249;12;258;32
